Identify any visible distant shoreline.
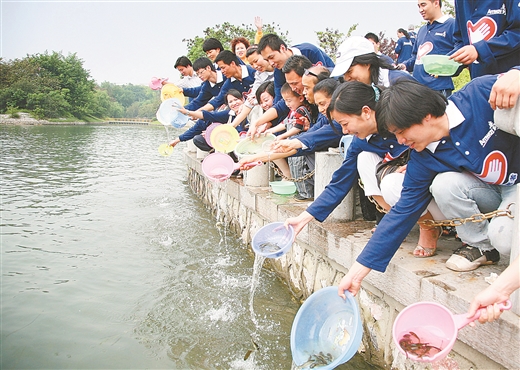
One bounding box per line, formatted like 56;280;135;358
0;113;88;126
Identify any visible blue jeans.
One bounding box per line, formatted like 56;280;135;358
431;171;516;255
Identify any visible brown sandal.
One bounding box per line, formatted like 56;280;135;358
413;226;442;258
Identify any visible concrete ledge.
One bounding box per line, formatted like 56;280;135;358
183;150;519;370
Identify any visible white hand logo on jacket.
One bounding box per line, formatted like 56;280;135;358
467;17;497;44
475;151;507;185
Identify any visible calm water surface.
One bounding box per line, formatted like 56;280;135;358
1;124;376;370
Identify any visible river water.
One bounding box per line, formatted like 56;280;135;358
1;124;376;369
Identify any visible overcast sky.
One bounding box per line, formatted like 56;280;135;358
2;0;426;86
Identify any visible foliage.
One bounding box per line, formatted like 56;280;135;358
182;21;290;62
0;51;97;119
452;68;471;91
378;31;397;61
443;0;455;17
98;82;160;118
315;24;358;61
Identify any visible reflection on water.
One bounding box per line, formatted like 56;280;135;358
0;125;296;369
1;125;378;370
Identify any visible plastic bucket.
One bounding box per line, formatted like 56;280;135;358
251;222;294;258
201;153;235;182
392;300;511;363
205;122;221;146
291;287;363;369
156;98;189;128
210;124;240;153
269;181;296;195
201;153;262;182
421;55;461;76
234;134;276;159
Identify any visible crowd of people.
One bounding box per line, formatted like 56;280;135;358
153;0;519;327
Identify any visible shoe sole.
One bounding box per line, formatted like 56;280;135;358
445;254;497;272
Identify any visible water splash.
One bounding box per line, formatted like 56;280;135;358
249;254;266;326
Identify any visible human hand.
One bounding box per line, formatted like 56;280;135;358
272;139;301;153
395;164;407;174
450;45;478;65
337;262;371;298
467;293;511;325
284;211;314;237
169;138;181;147
396;63;406;71
254;16;263;31
489;69;520;110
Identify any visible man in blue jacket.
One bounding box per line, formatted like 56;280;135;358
182;57;226;111
257;33;335;104
398;0;459;96
336;75;519;298
450;0;520;78
196;51;256;113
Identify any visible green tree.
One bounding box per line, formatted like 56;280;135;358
315;24;358;61
0;51;98;119
182;21;290;61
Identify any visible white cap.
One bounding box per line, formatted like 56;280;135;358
330;36;375;77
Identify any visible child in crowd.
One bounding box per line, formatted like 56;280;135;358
266;83;311;140
284;81;442;257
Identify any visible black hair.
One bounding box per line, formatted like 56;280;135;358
174;56;192;69
281;82;300;97
398;28;411;39
350;52;396;85
255;81;274;103
245;44;259;58
330;81;383;116
364;32;380;43
214;50;240;66
376;80;448;134
192;57;215;72
281;54;312;76
225;89;243;102
313;78;339;97
257;33;287;53
313;78;340;125
202;38;224;52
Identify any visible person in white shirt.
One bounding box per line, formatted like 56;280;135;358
174;56;202;89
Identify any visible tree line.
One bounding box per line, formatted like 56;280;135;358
0;24;403;121
0;51;160;121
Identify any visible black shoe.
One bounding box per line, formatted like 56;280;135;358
294;193;314;202
445;245;500;272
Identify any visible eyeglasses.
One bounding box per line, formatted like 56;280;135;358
304;69;319;78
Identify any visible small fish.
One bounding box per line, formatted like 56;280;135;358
258;242;281;253
243;350;253;361
294;352;334;369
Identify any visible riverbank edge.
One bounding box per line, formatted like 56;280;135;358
183;149;519;370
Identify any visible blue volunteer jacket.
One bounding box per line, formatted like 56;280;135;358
452;0;520;78
395;37;413;64
184;71;226;111
178;109;245;142
306;134;409;221
273;43;335;103
208;65;257;110
357;74;520;272
402;15;459;91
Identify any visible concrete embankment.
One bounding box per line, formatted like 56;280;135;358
183;145;519;370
